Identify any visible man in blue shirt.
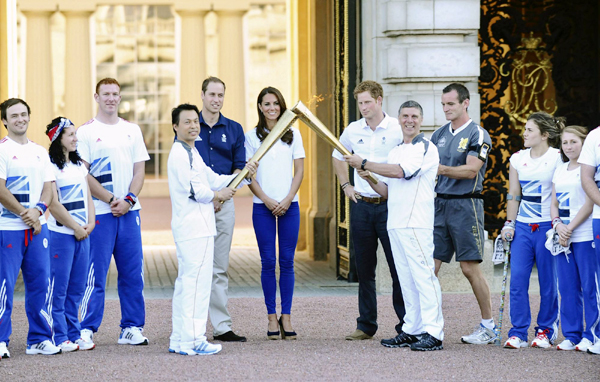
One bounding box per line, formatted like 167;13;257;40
194;77;247;342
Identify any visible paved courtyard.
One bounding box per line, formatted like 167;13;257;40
6;197;599;380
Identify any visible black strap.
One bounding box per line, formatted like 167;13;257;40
436;193;483;200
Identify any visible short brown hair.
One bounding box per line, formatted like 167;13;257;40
560;125;589;162
1;98;31;128
202;76;226;93
353;80;383;100
95;78;121;94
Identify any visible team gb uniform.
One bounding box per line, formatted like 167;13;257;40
552;161;599;350
47;161;91;347
168;140;249;355
386;134;444;341
0;137;55;349
577;126;600;354
76;118;150;336
507;147;561;344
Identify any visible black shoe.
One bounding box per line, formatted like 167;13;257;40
214;331;247;342
278;317;297;340
381;331;419;348
410;333;443;351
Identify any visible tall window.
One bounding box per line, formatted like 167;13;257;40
95;5;176;179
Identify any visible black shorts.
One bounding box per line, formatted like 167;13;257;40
433;197;484;263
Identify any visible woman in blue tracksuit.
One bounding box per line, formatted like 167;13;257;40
502;112;563;349
550;125;600;351
46;117;95;352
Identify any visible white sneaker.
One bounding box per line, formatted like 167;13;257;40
26;340;62;355
0;341;10;358
504;336;528;349
58;340;79;352
461;324;498;345
531;329;552;348
556;339;576;351
76;329;96;350
588;341;600;355
180;341;222;356
118;327;149;345
576;338;593;352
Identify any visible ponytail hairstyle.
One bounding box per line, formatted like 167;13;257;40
559;125;589;163
526;111;565;149
255;87;293;145
46;116;82;170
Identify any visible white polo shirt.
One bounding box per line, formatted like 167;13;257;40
386;134;439;230
245;127;305;204
578;126;600;218
0;137;55;230
332;114;403;197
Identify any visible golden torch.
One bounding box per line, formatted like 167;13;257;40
291;101;378;184
226;109;299;189
227;100;378;189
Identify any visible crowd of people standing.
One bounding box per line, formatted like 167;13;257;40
0;76;598;358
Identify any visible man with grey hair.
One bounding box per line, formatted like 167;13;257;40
345;100;444;351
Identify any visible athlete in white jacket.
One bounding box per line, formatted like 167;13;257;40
167;104;257;356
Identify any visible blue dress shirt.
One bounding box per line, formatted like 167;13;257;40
194;112;246;176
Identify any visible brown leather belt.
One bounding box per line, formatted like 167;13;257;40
356;194;386;204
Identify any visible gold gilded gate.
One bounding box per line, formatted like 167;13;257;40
479;0;599;237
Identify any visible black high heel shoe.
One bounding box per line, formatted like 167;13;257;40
278;317;297;340
267;327;280;340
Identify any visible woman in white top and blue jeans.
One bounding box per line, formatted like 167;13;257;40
246;87;305;340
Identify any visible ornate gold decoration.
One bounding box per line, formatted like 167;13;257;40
500;32;557;129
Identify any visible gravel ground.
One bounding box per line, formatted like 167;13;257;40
1;294;598;381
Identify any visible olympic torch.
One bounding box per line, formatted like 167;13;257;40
291;101;378;184
226;109;299;189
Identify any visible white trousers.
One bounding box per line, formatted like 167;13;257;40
170;236;214;350
388;228;444;340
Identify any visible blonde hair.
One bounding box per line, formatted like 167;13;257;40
560;125;589;162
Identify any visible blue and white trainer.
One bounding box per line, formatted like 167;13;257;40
26;340;62;355
180;341;222;356
118;327;149;345
461;324;498;345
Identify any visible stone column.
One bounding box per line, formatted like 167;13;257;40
216;10;246;126
63;11;93;128
23;11;54;144
177;10;207;106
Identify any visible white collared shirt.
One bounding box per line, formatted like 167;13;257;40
332;114;403;197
